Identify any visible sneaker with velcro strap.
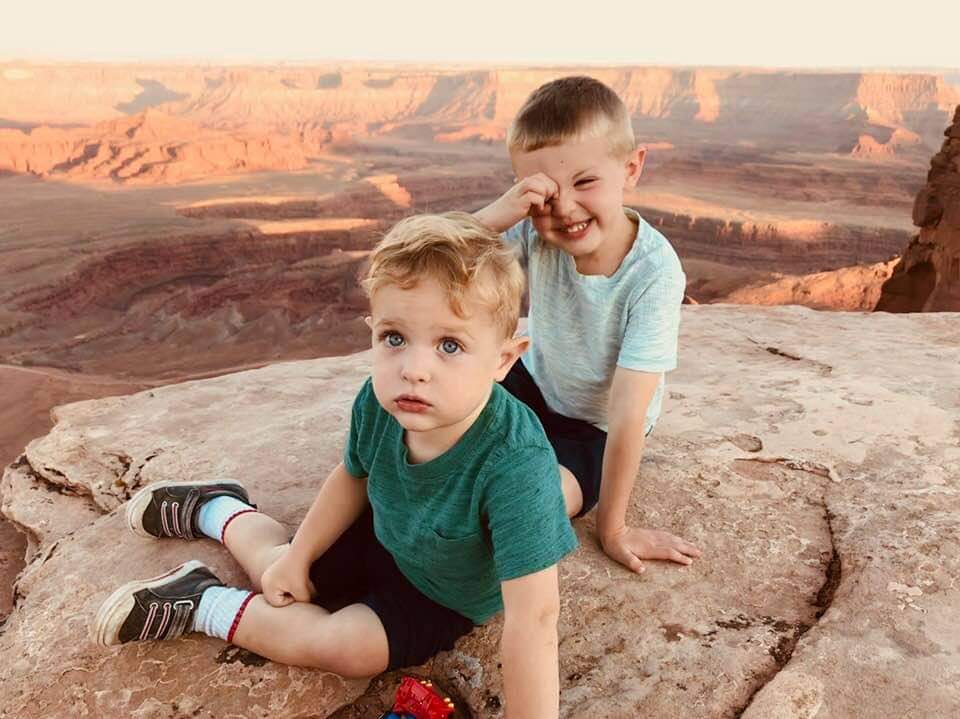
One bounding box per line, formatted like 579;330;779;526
92;560;223;646
125;479;253;540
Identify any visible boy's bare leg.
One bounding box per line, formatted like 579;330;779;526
221;511;291;591
232;599;389;677
218;512;390;676
560;465;583;517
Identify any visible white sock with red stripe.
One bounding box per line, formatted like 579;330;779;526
192;586;254;641
196;496;256;543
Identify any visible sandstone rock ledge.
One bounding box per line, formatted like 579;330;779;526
1;306;958;719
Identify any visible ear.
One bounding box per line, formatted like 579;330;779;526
494;335;530;382
363;315;373;330
623;147;646;189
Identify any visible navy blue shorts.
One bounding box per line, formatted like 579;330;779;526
307;508;474;670
500;360;608;518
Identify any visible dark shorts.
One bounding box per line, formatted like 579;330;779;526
500;360;609;518
307;507;475;670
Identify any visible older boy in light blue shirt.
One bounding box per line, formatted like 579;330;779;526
475;75;703;574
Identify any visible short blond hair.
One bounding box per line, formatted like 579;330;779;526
507;75;634;157
362;212;525;338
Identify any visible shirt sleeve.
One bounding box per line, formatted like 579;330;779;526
342;378;373;478
482;445;578;582
501;218;533;270
617;245;685;372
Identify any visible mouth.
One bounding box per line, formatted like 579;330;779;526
558;218;593;238
394;394;432;413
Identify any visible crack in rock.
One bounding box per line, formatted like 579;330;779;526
746;336;834;376
11;454;105;509
109;449;162;501
734;500;842;717
13;454;90;499
737;455;837;482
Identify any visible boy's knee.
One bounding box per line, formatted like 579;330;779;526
559;466;583;517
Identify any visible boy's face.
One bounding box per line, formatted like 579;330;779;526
366;277;527;441
510;134;644;260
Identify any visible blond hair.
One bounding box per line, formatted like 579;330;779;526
362;212;525;338
507;75;634;157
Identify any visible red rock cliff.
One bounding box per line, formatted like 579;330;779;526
876;106;960;312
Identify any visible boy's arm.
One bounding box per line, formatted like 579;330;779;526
288;461;368;563
596;367;702;573
260;462;367;606
500;565;562;719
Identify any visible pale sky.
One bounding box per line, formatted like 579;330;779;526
4;0;959;69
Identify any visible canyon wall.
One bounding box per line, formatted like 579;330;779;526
876;105;960;311
643;207;910;274
2;64;957;151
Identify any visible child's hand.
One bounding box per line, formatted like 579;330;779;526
475;173;559;232
600;525;702;574
260;549;315;607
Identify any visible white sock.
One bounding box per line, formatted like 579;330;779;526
196;496;256;543
192;586;254;641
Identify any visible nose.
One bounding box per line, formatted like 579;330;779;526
400;348;431;384
551;188;576;218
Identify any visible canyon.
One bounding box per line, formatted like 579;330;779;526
2;66;959;689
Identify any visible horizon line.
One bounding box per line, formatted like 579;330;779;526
2;56;959;75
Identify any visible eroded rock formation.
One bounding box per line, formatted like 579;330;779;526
692;259;898;310
0;110;323;184
876;106;960;311
1;306;958;718
2;64;958;162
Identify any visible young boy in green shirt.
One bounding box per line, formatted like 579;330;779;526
92;212;577;717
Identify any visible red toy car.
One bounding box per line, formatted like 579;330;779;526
379;676;456;719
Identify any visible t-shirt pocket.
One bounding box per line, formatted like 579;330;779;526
422;529;490;581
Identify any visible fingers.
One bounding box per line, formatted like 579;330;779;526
516;173;557;214
291;585;313;603
534;172;559;199
265;590;294;608
268;583;312;605
624;529;702;565
604;542;645;575
520;189;548;214
627;554;645;574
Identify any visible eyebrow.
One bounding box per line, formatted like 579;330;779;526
375;318;475;341
434;324;475;340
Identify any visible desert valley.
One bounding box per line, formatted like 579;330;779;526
1;62;959;717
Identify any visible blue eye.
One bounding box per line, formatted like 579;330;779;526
439;339;461;355
382;331;405;348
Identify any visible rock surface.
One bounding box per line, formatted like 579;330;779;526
1;306;958;718
877;105;960;311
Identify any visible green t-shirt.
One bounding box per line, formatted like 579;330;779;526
343;377;578;624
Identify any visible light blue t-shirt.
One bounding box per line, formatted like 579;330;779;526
502;207;685;433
